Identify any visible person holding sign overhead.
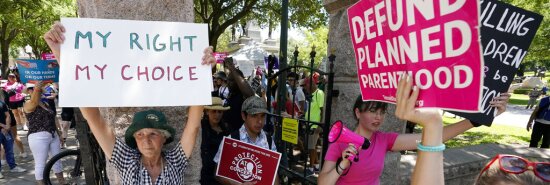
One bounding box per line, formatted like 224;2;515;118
318;74;511;185
24;81;65;185
44;22;216;185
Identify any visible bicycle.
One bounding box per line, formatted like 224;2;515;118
43;149;84;185
43;116;109;185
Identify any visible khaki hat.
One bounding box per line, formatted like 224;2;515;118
205;97;230;111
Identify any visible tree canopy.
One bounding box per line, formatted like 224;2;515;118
0;0;75;78
194;0;328;51
504;0;550;69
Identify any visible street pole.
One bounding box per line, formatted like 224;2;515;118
276;0;289;169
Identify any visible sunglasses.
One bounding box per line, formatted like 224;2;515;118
478;154;550;182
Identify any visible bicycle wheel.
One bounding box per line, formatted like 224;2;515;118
43;149;85;185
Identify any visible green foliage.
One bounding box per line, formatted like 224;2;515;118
503;0;550;66
513;88;532;95
194;0;328;51
0;0;76;77
11;0;77;57
251;0;328;32
216;29;232;52
296;27;328;69
509;93;530;106
442;117;530;148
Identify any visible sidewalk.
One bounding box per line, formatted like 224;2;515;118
493;104;534;128
0;127;78;185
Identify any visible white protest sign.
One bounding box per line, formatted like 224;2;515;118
59;18;212;107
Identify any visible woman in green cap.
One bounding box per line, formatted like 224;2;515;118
44;21;216;185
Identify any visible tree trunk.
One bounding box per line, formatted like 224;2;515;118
76;1;200;184
1;42;9;79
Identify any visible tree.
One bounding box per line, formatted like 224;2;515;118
11;0;76;60
215;29;232;52
286;26;328;69
505;0;550;66
0;0;42;78
194;0;259;51
251;0;328;37
194;0;328;51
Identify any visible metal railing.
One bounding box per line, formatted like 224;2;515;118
266;46;336;184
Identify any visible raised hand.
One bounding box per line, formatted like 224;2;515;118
491;92;510;117
202;46;216;66
43;21;65;61
394;74;442;128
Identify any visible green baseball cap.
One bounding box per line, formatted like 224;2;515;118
124;110;175;149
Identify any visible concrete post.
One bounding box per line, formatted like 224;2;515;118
323;1;406;184
76;1;200;184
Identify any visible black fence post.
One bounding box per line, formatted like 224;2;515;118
322;50;336;166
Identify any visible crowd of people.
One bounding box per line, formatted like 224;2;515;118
18;21;548;185
0;68;77;183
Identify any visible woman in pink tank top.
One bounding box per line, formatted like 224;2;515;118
318;75;511;185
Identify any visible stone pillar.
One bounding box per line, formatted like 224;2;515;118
323;1;406;184
76;1;200;185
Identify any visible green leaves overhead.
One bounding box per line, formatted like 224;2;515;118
194;0;328;51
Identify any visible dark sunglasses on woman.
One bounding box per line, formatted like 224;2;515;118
478;154;550;182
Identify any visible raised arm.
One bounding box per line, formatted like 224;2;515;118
44;21;65;61
180;106;204;158
23;82;44;113
527;104;540;131
394;74;444;185
391;92;510;151
79;107;116;159
179;47;216;157
225;58;255;98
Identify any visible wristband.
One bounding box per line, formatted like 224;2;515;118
417;141;445;152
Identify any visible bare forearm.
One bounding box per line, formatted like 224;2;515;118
181;106;204;157
411;124;444;185
318;169;340;185
79;107;116;158
231;73;254;98
442;119;473;142
528;108;538;123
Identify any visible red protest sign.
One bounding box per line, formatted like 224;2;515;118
348;0;484;112
216;137;281;184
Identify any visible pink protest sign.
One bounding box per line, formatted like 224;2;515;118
347;0;484;112
214;52;229;63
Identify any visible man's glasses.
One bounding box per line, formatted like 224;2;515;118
479;154;550;182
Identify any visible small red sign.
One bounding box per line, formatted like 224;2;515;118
216;137;281;184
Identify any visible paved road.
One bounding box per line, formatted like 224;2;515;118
1;129;78;185
493;104;534;129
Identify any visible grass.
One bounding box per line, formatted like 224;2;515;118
509;93;529;106
439;116;530;148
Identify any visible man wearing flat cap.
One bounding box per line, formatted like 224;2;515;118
213;96;280;185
